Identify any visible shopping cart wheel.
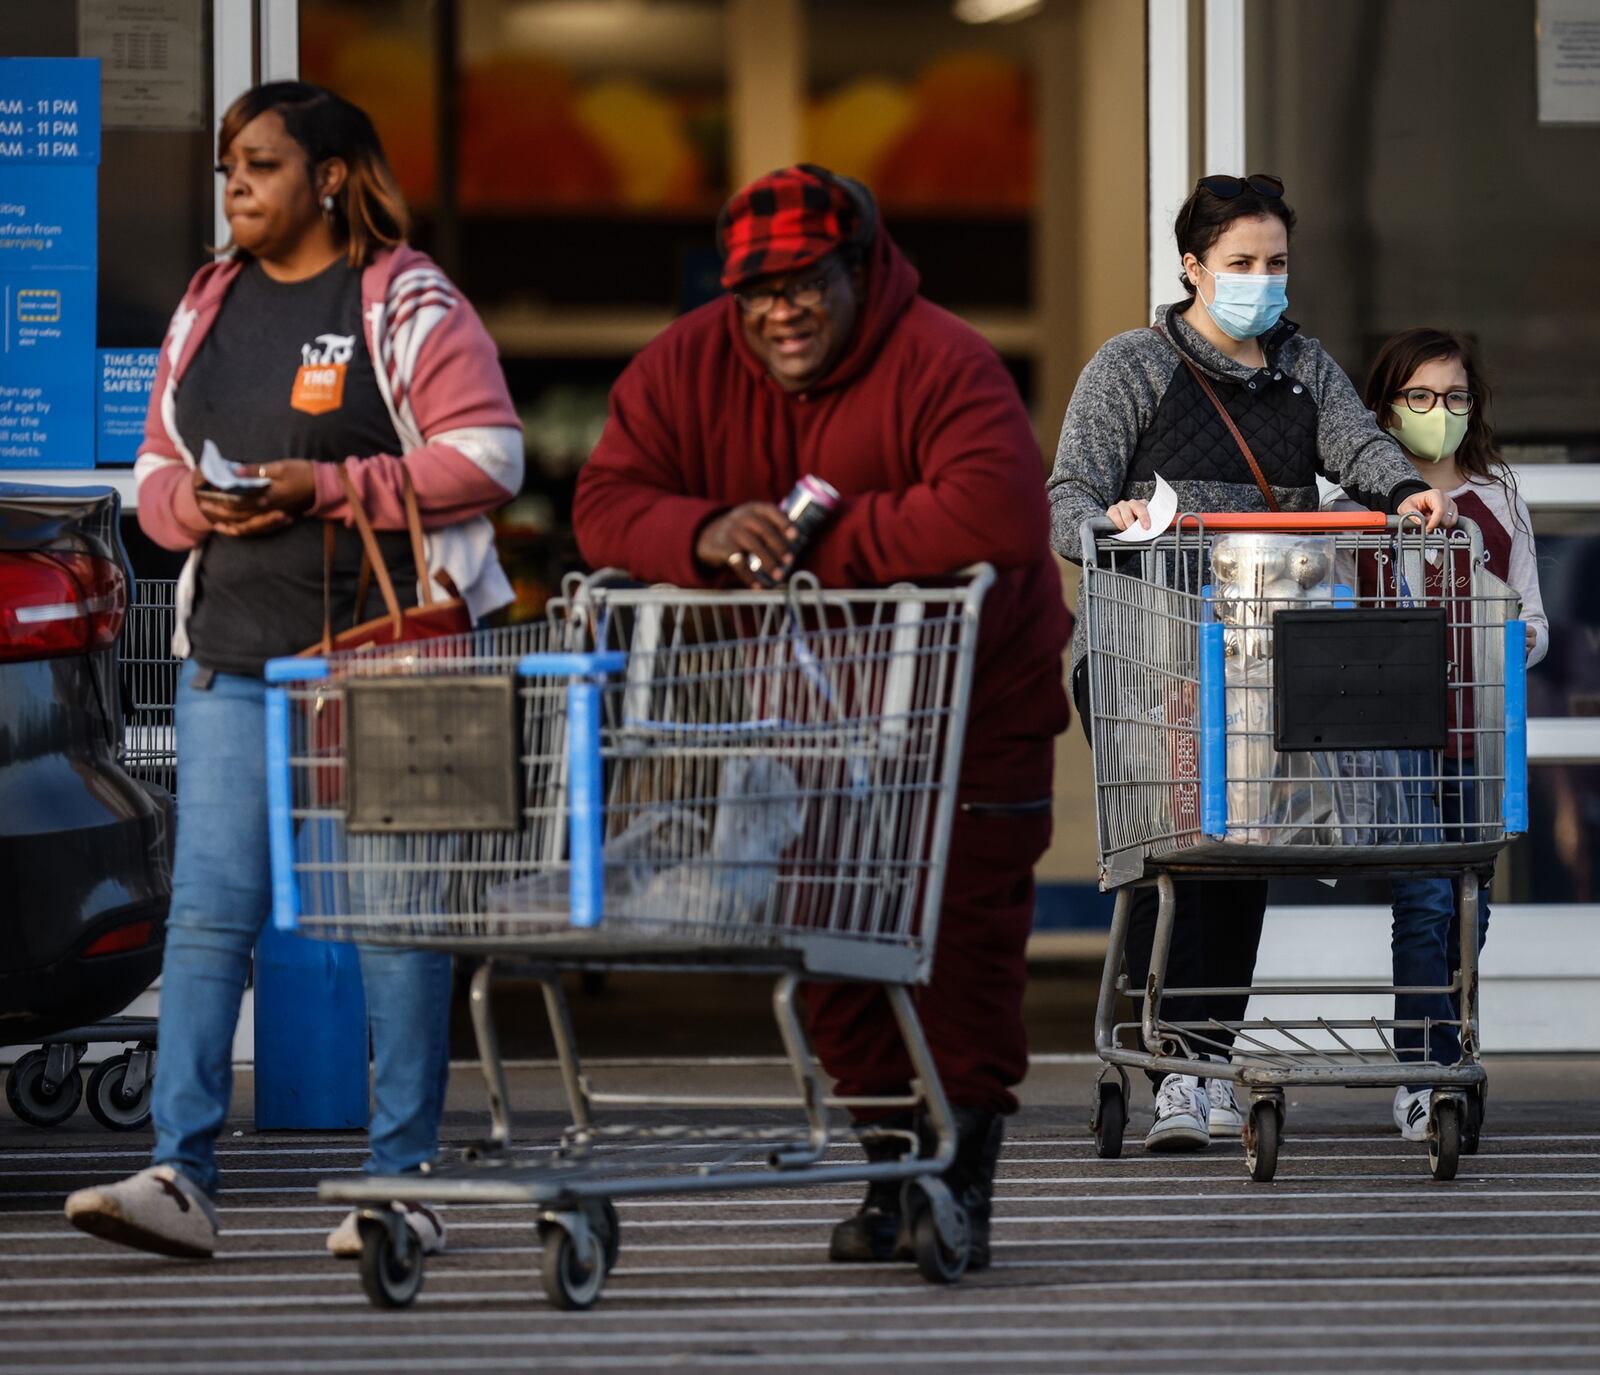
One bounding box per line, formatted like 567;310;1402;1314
587;1199;621;1273
1428;1099;1462;1182
1462;1083;1486;1157
1243;1100;1279;1183
1093;1078;1127;1159
540;1218;607;1310
911;1208;969;1285
357;1212;425;1309
6;1049;84;1127
904;1179;969;1285
85;1053;154;1131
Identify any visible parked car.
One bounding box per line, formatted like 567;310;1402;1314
0;482;173;1128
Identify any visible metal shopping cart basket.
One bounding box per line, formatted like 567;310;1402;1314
121;578;180;793
263;567;993;1309
1077;512;1528;1182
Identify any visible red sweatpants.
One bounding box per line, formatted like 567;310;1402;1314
801;805;1053;1117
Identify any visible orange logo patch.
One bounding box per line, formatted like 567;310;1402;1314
290;363;347;416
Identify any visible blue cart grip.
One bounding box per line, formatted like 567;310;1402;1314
265;686;301;932
1504;620;1528;834
1199;621;1227;838
518;651;624;928
566;679;604;929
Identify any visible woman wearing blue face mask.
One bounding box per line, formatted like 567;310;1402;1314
1046;174;1456;1154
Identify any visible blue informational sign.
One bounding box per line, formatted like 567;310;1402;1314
0;272;95;467
96;348;158;465
0;165;97;268
0;59;100;470
0;58;101;165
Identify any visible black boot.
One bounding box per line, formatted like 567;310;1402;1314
944;1106;1004;1271
890;1106;1005;1268
828;1117;914;1263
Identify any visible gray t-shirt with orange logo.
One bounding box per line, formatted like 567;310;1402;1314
178;257;415;675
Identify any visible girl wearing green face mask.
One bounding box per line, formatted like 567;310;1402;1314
1361;328;1544;663
1328;328;1548;1146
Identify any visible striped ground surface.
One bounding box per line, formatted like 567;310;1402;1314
1;1058;1597;1374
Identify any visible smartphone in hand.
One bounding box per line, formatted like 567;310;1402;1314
199;438;272;496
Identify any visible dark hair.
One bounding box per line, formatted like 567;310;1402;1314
1174;182;1297;296
217;81;408;266
1362;327;1507;484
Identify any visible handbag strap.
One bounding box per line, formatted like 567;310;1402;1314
317;468;408;652
346;469;430;626
316;463;442;651
1150;325;1280;512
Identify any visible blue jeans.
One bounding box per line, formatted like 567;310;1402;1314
151;660;454;1197
1392;755;1489;1073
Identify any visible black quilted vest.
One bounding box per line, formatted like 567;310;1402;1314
1126;312;1320;497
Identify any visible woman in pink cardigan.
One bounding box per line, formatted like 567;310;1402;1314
65;82;522;1262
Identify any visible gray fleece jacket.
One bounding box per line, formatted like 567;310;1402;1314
1048;302;1427;563
1047;302;1428;677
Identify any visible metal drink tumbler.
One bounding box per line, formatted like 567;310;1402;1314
746;476;841;586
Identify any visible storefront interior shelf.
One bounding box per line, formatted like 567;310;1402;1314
480;306;1042;360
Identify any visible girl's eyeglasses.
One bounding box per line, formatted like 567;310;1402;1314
1398;387;1474;416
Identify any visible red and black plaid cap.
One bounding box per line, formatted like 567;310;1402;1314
717;164;860;289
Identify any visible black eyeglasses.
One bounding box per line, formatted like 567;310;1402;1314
1397;387;1474;417
733;267;839;317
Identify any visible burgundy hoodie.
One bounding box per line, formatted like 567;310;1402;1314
574;227;1071;801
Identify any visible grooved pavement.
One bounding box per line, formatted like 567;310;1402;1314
2;1057;1597;1374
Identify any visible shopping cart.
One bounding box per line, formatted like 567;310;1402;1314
121;578;180;793
263;568;993;1309
1077;513;1527;1182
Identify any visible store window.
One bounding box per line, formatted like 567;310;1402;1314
2;4;214;577
302;0;731;617
0;5;213;402
1244;0;1600;453
805;0;1041;400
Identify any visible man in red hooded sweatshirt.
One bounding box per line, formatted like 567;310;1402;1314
573;165;1071;1269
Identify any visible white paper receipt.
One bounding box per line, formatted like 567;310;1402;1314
199;438;271;491
1108;472;1178;543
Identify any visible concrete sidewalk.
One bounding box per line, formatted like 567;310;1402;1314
1;1055;1597;1373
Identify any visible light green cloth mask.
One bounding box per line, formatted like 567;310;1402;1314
1391;403;1469;462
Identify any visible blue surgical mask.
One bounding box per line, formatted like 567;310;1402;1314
1196;262;1289;340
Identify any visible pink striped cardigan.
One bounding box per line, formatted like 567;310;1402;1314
134;245;524;656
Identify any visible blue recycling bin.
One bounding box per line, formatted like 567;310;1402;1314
253;823;369;1131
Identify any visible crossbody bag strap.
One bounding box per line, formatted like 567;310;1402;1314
1150;324;1280;512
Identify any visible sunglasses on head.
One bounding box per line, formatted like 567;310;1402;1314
1181;173;1286;260
1196;172;1285;201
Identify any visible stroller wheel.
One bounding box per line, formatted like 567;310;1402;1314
86;1053;155;1131
7;1049;84;1127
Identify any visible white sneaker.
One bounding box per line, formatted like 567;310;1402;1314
327;1202;446;1258
64;1165;221;1259
1145;1073;1211;1152
1393;1086;1432;1143
1205;1070;1245;1137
